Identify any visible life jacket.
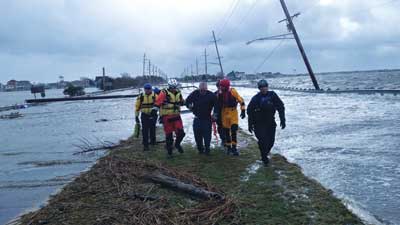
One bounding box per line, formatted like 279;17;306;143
219;88;238;108
160;89;183;116
139;92;156;115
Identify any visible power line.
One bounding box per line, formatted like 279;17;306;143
228;0;261;35
214;0;238;34
253;39;286;73
217;0;241;37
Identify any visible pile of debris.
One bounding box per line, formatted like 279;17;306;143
18;153;239;225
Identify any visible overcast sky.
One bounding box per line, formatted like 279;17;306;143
1;0;399;83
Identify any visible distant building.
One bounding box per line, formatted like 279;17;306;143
226;71;243;80
16;80;32;91
80;77;94;87
45;83;59;89
5;80;17;91
0;83;4;91
95;76;113;90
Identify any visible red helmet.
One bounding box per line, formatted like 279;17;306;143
219;79;230;88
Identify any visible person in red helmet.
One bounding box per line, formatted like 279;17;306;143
215;78;246;156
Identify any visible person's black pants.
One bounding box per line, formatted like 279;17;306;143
254;125;276;161
193;118;212;152
165;129;185;154
141;114;156;147
216;117;225;144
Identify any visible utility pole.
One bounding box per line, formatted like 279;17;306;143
142;53;146;76
212;30;224;76
148;60;151;77
204;48;208;75
279;0;320;90
196;58;199;75
102;67;106;91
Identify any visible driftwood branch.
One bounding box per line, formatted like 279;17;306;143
73;137;120;155
144;173;224;201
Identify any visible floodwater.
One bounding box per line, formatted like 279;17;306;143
1;73;400;224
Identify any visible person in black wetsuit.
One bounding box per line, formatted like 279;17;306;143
247;79;286;165
185;82;217;155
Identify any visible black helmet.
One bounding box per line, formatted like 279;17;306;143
257;79;269;88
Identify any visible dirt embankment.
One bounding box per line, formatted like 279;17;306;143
17;133;363;225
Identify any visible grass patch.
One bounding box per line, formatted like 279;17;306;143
18;131;363;225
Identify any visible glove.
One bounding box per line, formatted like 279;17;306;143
135;116;140;124
240;110;246;119
248;124;254;134
158;116;163;124
280;120;286;130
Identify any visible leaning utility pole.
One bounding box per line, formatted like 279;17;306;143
204;48;208;75
212;30;224;76
142;53;146;76
279;0;320;90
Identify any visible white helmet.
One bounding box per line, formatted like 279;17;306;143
167;79;179;89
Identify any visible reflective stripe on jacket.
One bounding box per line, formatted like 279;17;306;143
135;92;156;116
155;89;184;116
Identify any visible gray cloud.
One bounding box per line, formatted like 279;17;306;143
1;0;400;83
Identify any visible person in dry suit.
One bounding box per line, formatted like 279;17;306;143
247;79;285;165
185;82;217;155
135;83;158;151
154;79;186;157
215;78;246;156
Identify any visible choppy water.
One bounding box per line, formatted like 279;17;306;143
1;72;399;224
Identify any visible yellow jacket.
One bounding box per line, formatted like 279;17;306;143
135;92;157;116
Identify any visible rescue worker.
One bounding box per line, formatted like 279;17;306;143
135;83;158;151
153;87;161;95
154;79;186;157
247;79;285;166
214;80;225;146
185;82;217;155
216;78;246;156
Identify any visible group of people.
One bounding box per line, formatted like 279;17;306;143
135;78;285;165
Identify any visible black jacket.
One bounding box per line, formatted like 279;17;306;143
247;91;285;126
185;90;217;120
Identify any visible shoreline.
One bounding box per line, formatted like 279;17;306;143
16;132;365;225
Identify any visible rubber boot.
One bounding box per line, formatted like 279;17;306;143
226;145;232;155
232;145;239;156
258;142;269;166
166;133;174;157
204;147;210;156
174;129;185;154
198;146;204;154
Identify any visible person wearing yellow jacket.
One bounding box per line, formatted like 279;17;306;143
135;83;158;151
154;79;186;157
215;78;246;156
